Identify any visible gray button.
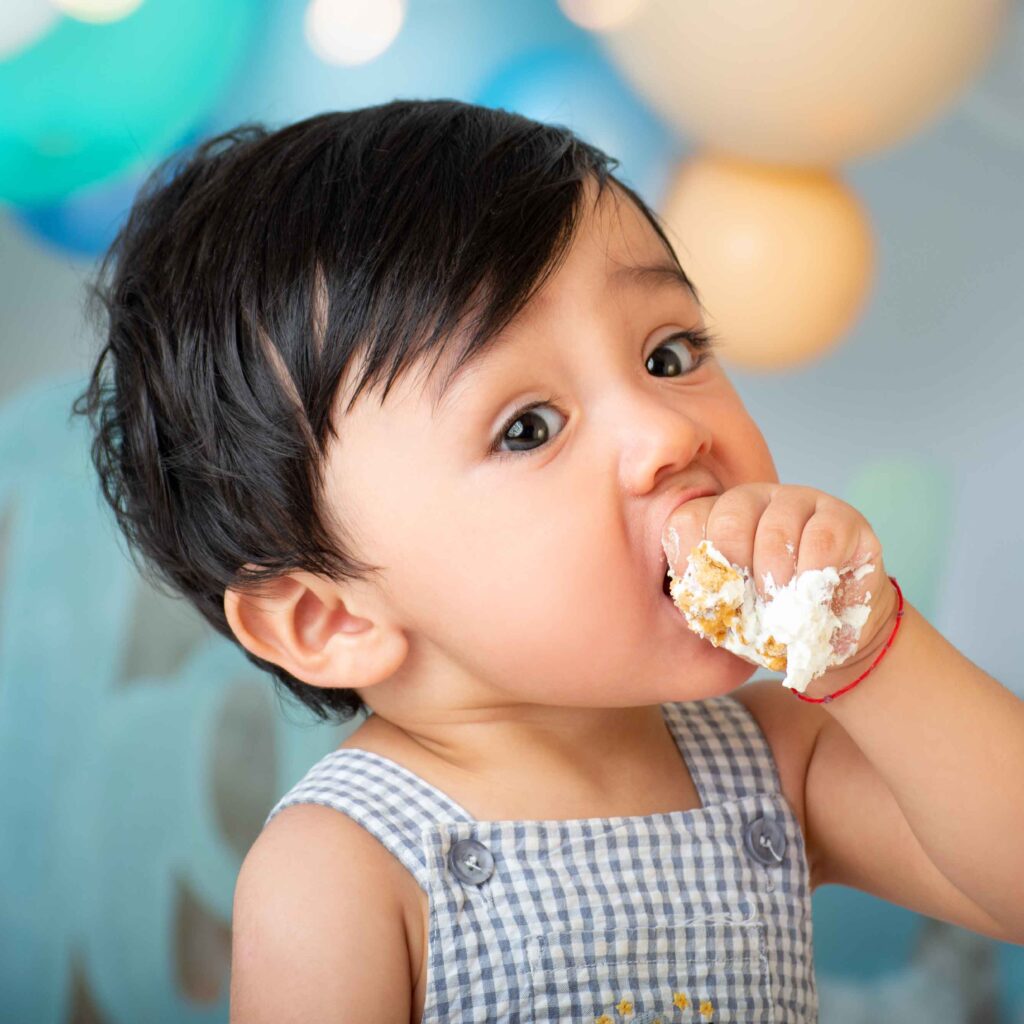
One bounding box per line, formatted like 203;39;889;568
743;816;787;867
449;838;495;885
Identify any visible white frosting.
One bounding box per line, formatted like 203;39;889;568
668;537;874;693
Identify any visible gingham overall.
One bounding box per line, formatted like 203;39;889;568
263;693;819;1022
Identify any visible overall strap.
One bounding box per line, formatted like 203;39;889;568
663;693;785;808
262;747;473;889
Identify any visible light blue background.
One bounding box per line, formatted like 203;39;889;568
1;0;1022;1019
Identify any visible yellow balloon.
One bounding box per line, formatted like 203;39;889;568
661;154;874;371
598;0;1008;165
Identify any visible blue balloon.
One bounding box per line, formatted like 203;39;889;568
8;126;205;259
474;42;687;208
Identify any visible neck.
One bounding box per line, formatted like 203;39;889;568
353;701;691;819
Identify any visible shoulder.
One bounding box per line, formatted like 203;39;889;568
249;800;410;889
230;803;419;1022
248;801;425;942
729;679;830;887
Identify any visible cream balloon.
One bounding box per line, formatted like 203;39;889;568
598;0;1008;165
51;0;143;23
0;0;60;60
661;154;873;371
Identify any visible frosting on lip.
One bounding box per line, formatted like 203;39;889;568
666;537;874;693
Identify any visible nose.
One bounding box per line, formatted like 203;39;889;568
613;388;713;494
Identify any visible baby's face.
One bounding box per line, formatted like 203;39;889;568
325;180;778;713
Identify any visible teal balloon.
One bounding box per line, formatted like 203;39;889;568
0;0;259;205
997;943;1024;1021
813;886;921;979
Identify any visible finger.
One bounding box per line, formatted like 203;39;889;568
662;494;717;574
751;486;818;601
795;500;860;581
702;484;776;580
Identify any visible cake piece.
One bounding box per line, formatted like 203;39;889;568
667;538;874;693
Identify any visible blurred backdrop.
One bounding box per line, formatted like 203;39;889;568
1;0;1023;1020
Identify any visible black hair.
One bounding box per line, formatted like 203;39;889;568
69;98;698;725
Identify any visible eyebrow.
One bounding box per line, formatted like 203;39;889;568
429;257;698;416
609;259;697;293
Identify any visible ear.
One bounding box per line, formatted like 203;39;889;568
223;568;408;692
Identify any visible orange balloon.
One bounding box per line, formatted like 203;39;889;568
660;154;874;371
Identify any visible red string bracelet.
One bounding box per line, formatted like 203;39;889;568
790;575;905;704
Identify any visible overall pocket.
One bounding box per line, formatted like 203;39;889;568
524;914;773;1023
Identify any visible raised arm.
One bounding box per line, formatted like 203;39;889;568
802;596;1024;945
663;481;1024;946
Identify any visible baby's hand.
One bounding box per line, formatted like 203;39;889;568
661;482;897;667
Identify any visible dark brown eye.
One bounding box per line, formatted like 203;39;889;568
646;335;704;377
492;402;565;458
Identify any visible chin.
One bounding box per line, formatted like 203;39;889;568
658;645;758;703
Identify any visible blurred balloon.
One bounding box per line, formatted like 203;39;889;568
8;126;205;258
660;153;873;370
0;0;59;60
475;42;683;207
207;0;576;140
997;942;1024;1024
0;0;258;205
957;0;1024;154
597;0;1009;166
557;0;648;33
304;0;406;67
51;0;143;23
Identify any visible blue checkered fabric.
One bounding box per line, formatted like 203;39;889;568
263;694;818;1022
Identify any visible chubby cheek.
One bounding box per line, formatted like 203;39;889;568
444;538;754;706
717;395;779;485
405;508;698;704
402;506;633;691
742;427;778;484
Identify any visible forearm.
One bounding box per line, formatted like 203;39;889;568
803;596;1024;938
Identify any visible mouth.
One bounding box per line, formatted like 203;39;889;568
660;554;674;600
657;557;696;637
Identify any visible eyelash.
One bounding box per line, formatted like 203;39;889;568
489;326;720;460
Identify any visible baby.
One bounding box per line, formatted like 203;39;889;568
72;99;1024;1023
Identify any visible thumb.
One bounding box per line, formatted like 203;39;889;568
660;496;715;575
